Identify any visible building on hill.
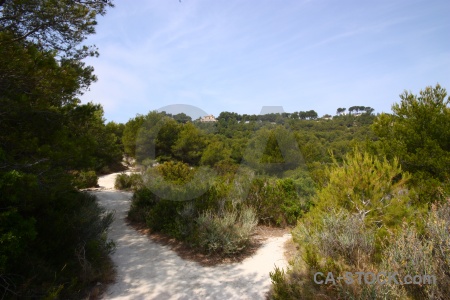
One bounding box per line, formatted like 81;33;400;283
200;115;217;122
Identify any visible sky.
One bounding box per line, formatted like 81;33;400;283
80;0;450;123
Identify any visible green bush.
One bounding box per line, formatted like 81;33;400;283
269;149;449;300
154;161;194;183
72;170;98;189
196;206;257;254
127;162;309;257
145;199;184;235
128;165;260;255
114;173;142;190
244;177;308;226
0;172;115;298
308;149;414;229
128;187;157;223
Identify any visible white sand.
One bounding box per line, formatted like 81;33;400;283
94;173;291;300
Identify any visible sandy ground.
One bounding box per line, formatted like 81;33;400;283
94;173;291;300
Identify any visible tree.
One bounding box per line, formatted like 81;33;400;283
172;122;206;165
106;121;125;152
299;111;307;120
336;107;346;115
217;111;240;122
372;84;450;202
122;115;145;158
305;110;318;120
310;149;412;227
364;106;374;115
173;112;192;124
0;1;116;297
200;138;232;166
155;118;181;160
243;126;304;175
0;0;114;59
348;106;357;114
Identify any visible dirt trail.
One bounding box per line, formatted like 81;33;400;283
94;173;290;300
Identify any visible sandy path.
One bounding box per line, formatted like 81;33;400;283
94;173;290;300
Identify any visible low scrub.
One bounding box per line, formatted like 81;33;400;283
380;201;450;299
114;172;142;190
269;150;450;299
127;161;309;256
244;177;311;226
196;207;257;254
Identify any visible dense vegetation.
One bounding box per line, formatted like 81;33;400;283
1;1;448;299
0;1;122;298
269;85;450;300
119;107;377;255
119;85;449;299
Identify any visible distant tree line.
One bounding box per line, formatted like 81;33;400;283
216;107;374;124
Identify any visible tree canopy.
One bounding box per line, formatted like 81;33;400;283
0;0;114;59
1;1;117;298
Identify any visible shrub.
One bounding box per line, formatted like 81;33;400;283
427;200;450;297
271;201;450;299
128;187;156;223
145;199;184;235
382;200;450;299
127;163;306;258
196;206;257;254
311;149;414;229
0;182;115;299
244;177;307;226
295;210;376;267
114;173;142;190
154;161;194;184
270;210;379;299
72;170;98;189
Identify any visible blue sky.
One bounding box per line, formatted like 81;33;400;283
81;0;450;123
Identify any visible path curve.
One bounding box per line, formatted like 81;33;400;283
94;172;290;300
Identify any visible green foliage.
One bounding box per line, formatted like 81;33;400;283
114;173;142;190
1;175;115;298
105;121;125;153
122;114;145;158
172;122;206;165
128;161;310;255
143;163;214;202
200;139;232;166
268;146;448;299
154;161;194;184
244;177;308;226
272;209;383;299
196;207;257;254
172;112;192;123
145;199;184;235
0;2;116;297
0;0;114;59
243;126;304;176
72;170;98;189
311;149;413;228
126;112;183;163
372;84;450;203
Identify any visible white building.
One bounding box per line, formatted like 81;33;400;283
200;115;217;122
